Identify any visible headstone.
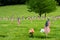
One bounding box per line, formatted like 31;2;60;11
21;16;25;20
17;17;20;25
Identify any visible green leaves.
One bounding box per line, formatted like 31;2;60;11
27;0;56;17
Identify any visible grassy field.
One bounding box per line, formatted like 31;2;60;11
0;5;60;17
0;5;39;18
0;5;60;40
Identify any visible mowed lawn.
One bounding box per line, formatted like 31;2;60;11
0;5;39;18
0;5;60;40
0;5;60;17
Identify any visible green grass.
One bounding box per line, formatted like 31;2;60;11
0;5;60;17
0;19;60;40
0;5;60;40
46;6;60;17
0;5;38;18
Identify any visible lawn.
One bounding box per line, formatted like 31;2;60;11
0;5;60;40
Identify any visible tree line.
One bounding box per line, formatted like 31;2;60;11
0;0;60;5
55;0;60;5
0;0;27;5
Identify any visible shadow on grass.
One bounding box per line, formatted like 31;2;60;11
0;35;7;38
16;25;28;28
29;35;54;39
35;36;51;39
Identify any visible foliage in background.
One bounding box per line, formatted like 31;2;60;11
55;0;60;5
0;0;26;5
27;0;56;17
